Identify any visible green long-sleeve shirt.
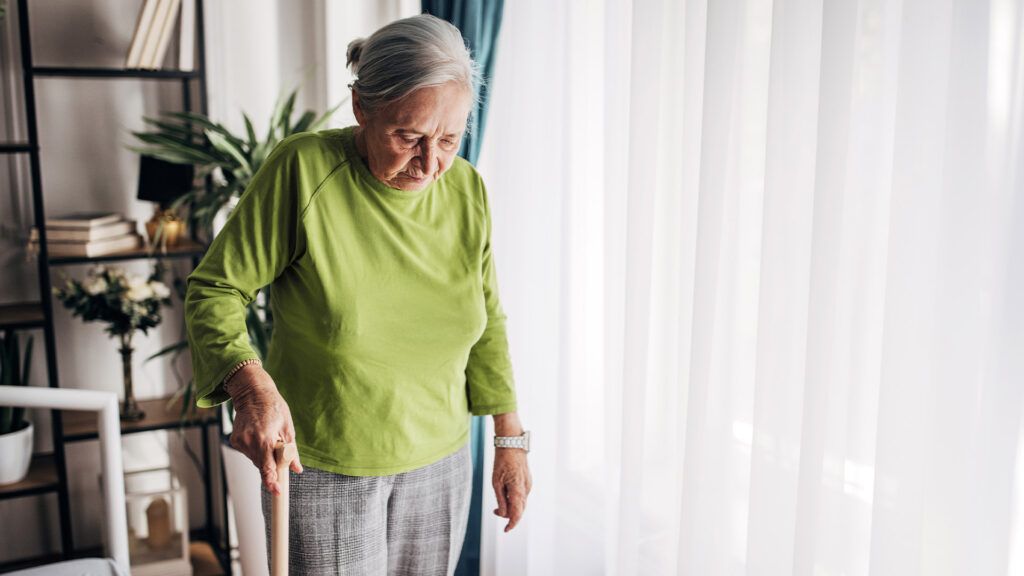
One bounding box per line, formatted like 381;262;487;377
184;126;517;476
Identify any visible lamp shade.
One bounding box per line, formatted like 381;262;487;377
137;155;194;207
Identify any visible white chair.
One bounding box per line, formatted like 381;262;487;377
0;385;129;575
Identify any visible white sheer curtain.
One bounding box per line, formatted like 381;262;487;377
476;0;1024;574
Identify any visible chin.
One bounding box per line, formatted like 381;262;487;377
390;175;433;191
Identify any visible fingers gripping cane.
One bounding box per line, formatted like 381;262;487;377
272;441;298;576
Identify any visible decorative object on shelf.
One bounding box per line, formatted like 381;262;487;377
52;265;172;421
130;86;343;242
26;211;144;260
126;0;187;70
121;467;191;575
144;209;186;251
0;329;34;485
138;155;194;251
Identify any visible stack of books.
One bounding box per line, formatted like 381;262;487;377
30;212;143;258
125;0;195;70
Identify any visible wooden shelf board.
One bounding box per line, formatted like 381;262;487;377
0;301;47;329
31;66;200;80
0;453;59;499
47;239;207;266
63;395;217;442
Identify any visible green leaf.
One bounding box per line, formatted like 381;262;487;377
290;111;316;135
136;122;197;143
276;90;298;134
166;112;246;149
145;340;189;363
128;139;223;165
243;113;258;150
309;97;347;132
205;129;252;175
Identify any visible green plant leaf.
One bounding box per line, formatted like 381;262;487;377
166;112;247;149
205;129;252;175
309;98;347;132
146;340;189;363
128;140;223;165
276;90;298;134
243;113;258;150
290;110;316;135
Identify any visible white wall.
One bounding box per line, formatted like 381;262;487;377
0;0;417;565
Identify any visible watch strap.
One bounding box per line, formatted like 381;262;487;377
493;430;530;452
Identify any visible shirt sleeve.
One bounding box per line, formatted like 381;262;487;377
465;177;518;416
184;137;309;408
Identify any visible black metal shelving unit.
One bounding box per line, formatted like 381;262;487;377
0;1;231;573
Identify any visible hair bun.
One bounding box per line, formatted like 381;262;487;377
346;38;365;73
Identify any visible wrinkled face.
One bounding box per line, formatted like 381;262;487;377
353;81;473;191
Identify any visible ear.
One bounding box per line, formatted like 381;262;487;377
352;89;366;126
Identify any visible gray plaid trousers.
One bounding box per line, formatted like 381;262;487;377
261;440;474;576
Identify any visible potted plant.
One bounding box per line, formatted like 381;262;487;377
52;264;173;421
130;87;342;244
0;329;35;485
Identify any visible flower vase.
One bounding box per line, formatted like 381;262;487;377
119;335;145;422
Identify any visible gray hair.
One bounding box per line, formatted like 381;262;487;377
346;14;481;131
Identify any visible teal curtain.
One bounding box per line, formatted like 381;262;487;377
421;2;504;574
423;0;504;165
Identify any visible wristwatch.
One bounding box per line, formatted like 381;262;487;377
494;430;530;453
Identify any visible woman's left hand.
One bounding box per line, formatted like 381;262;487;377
492;443;532;532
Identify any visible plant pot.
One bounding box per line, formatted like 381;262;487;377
221;436;269;576
0;421;34;485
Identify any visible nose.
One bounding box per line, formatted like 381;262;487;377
418;139;437;175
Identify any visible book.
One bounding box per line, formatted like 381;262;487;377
125;0;159;68
139;0;173;69
147;0;182;69
178;0;195;72
30;220;137;243
31;233;144;258
45;212;123;229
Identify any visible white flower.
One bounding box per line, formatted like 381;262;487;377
149;281;171;299
125;274;154;302
83;277;108;295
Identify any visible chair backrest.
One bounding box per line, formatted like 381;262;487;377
0;386;129;572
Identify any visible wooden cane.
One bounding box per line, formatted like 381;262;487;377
272;441;298;576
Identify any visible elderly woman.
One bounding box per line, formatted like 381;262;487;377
184;14;531;575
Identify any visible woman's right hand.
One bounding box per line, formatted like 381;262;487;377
224;363;303;495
